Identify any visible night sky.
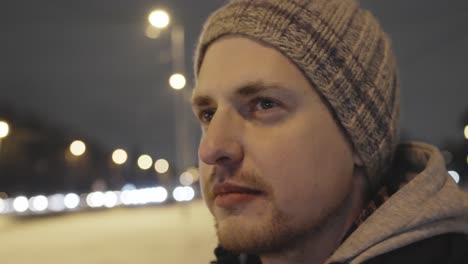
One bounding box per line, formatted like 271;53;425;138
1;0;467;168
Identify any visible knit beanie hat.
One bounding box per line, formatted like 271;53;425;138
194;0;400;195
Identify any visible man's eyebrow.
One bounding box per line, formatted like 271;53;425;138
191;81;286;107
236;81;284;96
191;95;213;108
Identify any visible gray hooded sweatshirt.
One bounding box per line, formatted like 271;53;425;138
327;142;468;263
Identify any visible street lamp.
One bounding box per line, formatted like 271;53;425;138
0;121;9;139
137;154;153;170
147;8;185;82
154;159;169;174
169;73;186;90
464;125;468;140
0;120;9;156
148;9;170;29
179;171;194;186
70;140;86;157
146;8;194;178
112;149;128;165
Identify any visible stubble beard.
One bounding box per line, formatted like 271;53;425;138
215;206;299;255
204;168;352;257
214;191;351;256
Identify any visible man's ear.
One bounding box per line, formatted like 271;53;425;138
353;152;364;167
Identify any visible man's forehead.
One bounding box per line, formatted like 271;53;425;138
192;36;319;105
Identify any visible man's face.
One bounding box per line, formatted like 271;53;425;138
192;37;358;254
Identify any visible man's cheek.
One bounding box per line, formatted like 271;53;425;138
199;172;213;203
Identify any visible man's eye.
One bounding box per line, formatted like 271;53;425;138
198;109;215;123
253;97;280;111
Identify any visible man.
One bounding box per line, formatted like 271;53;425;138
190;0;468;263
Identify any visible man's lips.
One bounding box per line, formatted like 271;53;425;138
212;182;264;208
212;182;263;196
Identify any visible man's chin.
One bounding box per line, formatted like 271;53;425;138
216;215;269;254
214;210;299;255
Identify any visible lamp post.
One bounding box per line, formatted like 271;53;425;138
148;9;187;88
148;9;194;177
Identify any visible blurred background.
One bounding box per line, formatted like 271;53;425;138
0;0;467;263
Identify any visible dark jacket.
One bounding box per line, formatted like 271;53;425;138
213;233;468;263
362;233;468;264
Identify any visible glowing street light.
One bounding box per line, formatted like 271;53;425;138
104;191;118;208
173;186;195;202
86;192;105;208
137;154;153;170
112;149;128;165
0;121;9;139
13;196;29;213
0;198;6;214
30;195;48;212
64;193;80;209
148;9;170;29
179;171;194;186
70;140;86;156
154;159;169;173
464;125;468;140
48;194;66;212
169;73;186;90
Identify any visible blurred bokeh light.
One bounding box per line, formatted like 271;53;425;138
179;171;194;186
64;193;80;209
70;140;86;157
48;194;66;212
173;186;195;202
0;121;9;138
154;158;170;173
148;9;170;29
30;195;48;212
169;73;186;90
112;149;128;165
137;155;153;170
13;196;29;213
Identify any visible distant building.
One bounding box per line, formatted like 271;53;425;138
0;104;111;196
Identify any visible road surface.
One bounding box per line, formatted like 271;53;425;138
0;200;217;264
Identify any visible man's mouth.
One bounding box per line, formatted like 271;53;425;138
212;182;264;208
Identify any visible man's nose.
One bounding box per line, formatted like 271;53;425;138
198;110;244;168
